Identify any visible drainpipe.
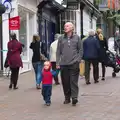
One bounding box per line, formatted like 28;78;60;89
80;2;85;39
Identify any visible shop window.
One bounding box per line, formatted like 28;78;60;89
18;8;27;60
60;10;76;34
18;6;34;61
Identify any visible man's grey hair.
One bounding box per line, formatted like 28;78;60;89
65;22;74;31
54;34;61;40
88;29;95;36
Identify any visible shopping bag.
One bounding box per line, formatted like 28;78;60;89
79;62;85;76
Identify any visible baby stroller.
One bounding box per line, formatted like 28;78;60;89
106;50;120;77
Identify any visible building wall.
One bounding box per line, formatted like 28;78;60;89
89;0;94;4
60;4;97;37
83;8;90;35
82;7;97;36
76;10;80;36
92;16;97;31
18;0;37;12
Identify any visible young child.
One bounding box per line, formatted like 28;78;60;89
41;61;59;106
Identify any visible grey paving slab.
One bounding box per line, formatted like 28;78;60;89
0;68;120;120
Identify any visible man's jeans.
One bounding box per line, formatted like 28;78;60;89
32;62;43;85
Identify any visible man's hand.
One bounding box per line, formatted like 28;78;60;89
81;60;84;63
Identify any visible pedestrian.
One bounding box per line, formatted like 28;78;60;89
83;29;100;85
56;22;83;106
30;34;45;89
50;33;61;85
96;28;108;81
6;33;23;90
41;61;59;106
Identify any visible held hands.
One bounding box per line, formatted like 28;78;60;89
56;65;60;69
81;60;84;63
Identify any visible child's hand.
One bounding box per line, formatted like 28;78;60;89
56;65;60;69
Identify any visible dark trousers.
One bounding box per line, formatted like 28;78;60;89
101;63;105;78
60;62;79;99
10;67;19;87
42;85;52;103
51;62;59;84
85;60;99;82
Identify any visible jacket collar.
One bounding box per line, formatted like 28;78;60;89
64;32;74;39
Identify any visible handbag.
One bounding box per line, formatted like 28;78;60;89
79;61;85;76
40;41;48;61
4;56;9;68
4;40;18;68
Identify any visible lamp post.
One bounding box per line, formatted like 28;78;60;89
0;3;6;15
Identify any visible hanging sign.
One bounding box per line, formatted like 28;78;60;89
9;16;20;30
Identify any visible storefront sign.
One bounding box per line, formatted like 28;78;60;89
9;16;20;30
67;3;78;10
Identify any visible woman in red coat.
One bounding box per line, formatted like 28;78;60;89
7;33;23;90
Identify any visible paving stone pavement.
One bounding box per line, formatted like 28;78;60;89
0;68;120;120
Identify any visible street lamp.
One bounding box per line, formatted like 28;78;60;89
0;3;6;15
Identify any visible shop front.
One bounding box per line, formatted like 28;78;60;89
37;0;66;59
2;0;38;73
18;5;37;73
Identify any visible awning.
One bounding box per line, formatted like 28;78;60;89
37;0;66;10
50;0;67;10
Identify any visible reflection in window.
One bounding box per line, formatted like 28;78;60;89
18;8;27;60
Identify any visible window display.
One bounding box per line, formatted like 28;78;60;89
18;7;27;60
18;6;34;61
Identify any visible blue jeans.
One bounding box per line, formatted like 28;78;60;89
32;62;43;85
42;85;52;103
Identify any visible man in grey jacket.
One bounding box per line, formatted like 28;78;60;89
56;22;83;106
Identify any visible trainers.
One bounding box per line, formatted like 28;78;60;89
36;85;41;90
46;103;51;106
9;84;12;89
55;82;60;85
101;77;105;81
86;81;91;85
72;98;78;106
13;87;18;90
94;80;99;83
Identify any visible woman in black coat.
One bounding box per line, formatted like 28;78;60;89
96;29;108;81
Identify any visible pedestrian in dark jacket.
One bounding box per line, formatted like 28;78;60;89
41;61;59;106
7;33;23;90
96;28;108;81
30;35;44;89
83;29;100;85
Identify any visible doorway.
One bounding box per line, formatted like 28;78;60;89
39;19;56;59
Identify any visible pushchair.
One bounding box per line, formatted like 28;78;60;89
106;50;120;77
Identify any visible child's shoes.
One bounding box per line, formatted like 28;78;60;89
46;103;51;106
